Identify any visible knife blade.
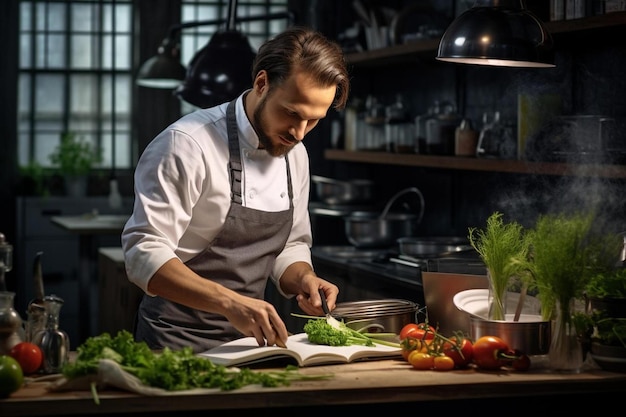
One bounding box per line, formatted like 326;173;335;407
319;288;331;317
33;251;44;301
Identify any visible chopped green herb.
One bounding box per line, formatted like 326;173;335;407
62;330;331;394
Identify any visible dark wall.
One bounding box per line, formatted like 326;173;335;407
0;0;20;292
2;1;626;269
300;2;626;239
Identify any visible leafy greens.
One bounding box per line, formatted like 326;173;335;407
62;330;331;393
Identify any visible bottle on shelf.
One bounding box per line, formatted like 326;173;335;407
455;118;479;157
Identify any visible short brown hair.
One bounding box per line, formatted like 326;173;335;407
252;26;350;110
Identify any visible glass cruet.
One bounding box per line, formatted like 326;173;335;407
33;294;70;374
0;291;24;355
25;302;46;343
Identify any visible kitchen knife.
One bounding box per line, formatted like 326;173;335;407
319;288;332;318
33;251;44;302
26;251;46;342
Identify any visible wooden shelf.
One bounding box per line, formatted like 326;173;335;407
337;13;626;179
344;12;626;67
324;149;626;178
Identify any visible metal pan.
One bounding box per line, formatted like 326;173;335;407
397;236;473;258
312;175;375;205
344;187;425;248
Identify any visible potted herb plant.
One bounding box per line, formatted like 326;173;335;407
528;211;622;372
574;268;626;372
48;132;102;197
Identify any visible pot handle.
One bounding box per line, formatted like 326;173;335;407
379;187;425;225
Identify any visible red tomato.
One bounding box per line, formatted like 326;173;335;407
399;322;435;341
442;336;474;368
472;336;509;370
9;342;43;374
507;349;531;371
399;323;420;340
511;354;531;371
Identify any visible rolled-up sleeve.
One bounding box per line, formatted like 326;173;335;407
122;128;213;294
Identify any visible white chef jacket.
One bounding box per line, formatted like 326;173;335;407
121;93;313;298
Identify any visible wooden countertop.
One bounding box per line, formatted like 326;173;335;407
2;359;625;416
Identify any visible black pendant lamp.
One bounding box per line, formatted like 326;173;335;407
436;0;555;68
136;32;187;88
175;0;256;108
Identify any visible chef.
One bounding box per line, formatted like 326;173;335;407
121;27;349;353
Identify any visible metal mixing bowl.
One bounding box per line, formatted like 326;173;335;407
333;299;423;336
469;314;551;355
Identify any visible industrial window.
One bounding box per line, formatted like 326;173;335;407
18;0;134;171
17;0;288;171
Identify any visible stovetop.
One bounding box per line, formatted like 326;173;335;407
311;245;486;281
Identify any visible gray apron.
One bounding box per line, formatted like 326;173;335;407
134;99;294;353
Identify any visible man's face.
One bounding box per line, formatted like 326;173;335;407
252;71;336;157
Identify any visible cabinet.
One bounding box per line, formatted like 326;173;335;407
15;197;133;348
331;12;626;178
98;247;142;336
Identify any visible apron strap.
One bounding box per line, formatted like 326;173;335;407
226;99;243;204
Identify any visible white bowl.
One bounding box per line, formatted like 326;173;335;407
453;289;541;319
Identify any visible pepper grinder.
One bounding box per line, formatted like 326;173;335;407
33;295;70;373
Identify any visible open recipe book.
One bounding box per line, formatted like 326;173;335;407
198;333;402;367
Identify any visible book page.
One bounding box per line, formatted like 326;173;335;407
198;333;402;367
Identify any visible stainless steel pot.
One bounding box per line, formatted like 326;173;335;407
344;187;425;248
333;299;421;336
345;211;417;248
469;315;551;355
311;175;375;205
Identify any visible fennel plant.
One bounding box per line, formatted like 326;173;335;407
468;211;532;321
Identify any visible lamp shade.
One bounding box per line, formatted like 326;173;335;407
137;37;187;88
175;29;256;108
436;1;555;68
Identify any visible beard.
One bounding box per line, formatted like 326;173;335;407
252;94;296;157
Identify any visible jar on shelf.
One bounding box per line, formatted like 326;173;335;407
425;101;461;155
455;118;479;156
385;94;413;153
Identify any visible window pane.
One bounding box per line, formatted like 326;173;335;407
18;74;31;115
71;34;95;69
115;34;132;69
35;132;61;167
46;34;66;68
71;3;95;32
101;131;131;169
19;34;32;68
115;75;132;115
20;2;31;31
70;74;97;117
35;74;65;115
115;4;132;32
45;2;67;32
